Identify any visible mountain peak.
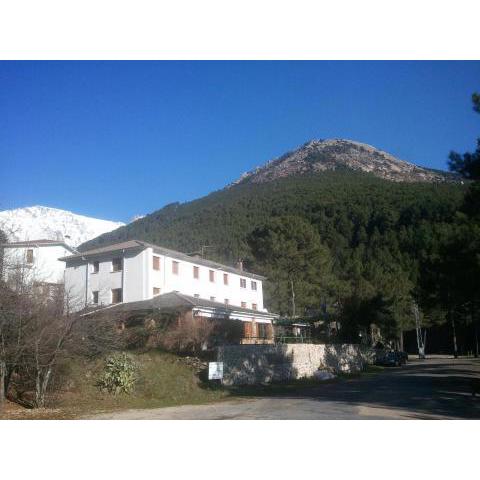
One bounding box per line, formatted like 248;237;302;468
232;138;456;185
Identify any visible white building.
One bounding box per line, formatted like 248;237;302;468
1;239;77;287
61;240;277;341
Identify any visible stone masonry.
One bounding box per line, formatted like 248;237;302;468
216;343;372;385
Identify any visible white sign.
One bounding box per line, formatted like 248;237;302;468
208;362;224;380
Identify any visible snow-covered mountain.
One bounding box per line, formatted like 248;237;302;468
0;206;125;247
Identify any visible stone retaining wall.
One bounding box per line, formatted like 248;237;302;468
216;343;372;385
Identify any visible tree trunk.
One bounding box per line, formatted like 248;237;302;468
290;280;296;318
35;366;52;408
472;303;479;358
413;303;425;359
475;326;479;358
450;312;458;359
398;330;404;351
0;360;6;408
4;366;14;398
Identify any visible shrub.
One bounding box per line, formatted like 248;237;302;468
97;353;138;395
160;316;215;355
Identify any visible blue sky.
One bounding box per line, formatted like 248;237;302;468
1;61;479;222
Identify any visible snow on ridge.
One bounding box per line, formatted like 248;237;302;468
0;206;125;247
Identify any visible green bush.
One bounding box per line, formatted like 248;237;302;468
97;353;138;395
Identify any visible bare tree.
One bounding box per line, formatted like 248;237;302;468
0;240;133;410
413;302;426;359
0;258;38;408
25;295;78;408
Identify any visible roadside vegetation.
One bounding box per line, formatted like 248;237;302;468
0;270;231;418
0;350;229;419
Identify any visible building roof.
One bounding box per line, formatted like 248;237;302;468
59;240;141;259
60;239;265;280
0;239;77;252
84;291;277;318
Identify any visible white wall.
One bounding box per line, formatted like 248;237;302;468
65;248;146;311
123;249;148;303
147;248;265;311
2;244;72;285
64;257;88;312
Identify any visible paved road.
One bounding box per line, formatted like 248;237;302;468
89;357;480;419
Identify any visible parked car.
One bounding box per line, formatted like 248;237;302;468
375;350;407;367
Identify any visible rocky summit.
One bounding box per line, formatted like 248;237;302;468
232;139;458;185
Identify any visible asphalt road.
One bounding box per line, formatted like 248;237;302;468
89;357;480;420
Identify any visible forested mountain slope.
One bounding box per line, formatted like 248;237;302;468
80;171;464;327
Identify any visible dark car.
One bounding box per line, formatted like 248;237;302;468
375;350;407;367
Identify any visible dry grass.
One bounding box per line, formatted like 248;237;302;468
0;350;229;420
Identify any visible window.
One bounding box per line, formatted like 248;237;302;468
92;291;99;304
194;294;200;298
153;256;160;270
251;281;257;291
111;288;122;304
153;287;161;295
241;301;247;308
112;258;122;272
240;278;246;288
223;273;229;285
92;261;99;273
172;261;179;274
252;303;258;311
210;296;216;302
209;270;215;282
224;298;229;305
26;249;33;264
193;266;199;279
257;323;267;339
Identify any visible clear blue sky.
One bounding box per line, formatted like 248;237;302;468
1;61;479;222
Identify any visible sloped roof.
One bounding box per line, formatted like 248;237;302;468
60;239;265;280
58;240;141;259
84;291;277;318
0;239;77;252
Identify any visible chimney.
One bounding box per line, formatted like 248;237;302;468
236;259;243;272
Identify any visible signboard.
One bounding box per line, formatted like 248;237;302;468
208;362;224;380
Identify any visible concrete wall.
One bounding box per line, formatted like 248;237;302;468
217;344;370;385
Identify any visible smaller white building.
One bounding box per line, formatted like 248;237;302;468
1;239;77;287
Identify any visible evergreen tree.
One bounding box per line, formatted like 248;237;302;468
247;216;334;316
421;91;480;356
